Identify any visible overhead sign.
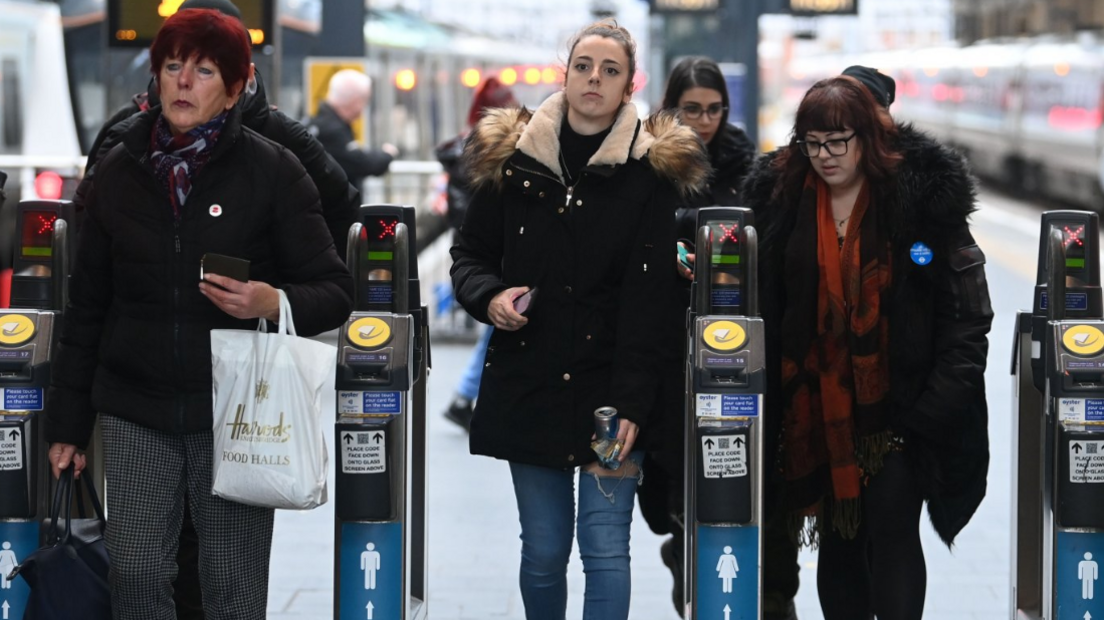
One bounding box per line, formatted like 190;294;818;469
789;0;859;16
107;0;274;48
650;0;719;12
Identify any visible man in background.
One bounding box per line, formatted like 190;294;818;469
308;69;398;191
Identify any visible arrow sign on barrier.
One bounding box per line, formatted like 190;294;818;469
723;603;731;620
367;601;374;619
3;600;9;619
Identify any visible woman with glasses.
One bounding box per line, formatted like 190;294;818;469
743;67;992;619
641;55;774;618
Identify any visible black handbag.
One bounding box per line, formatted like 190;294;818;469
9;465;112;619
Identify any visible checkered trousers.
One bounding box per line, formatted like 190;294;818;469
100;415;275;620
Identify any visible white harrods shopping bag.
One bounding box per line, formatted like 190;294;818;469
210;290;333;510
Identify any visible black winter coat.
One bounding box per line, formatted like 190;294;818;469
674;123;757;241
451;93;709;469
81;72;360;257
45;107;353;448
743;123;992;545
307;102;393;190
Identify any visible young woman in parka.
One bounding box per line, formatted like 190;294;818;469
449;19;708;620
743;67;992;619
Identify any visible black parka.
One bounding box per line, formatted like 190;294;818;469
45;107;353;448
743;123;993;545
450;93;709;469
307;101;393;191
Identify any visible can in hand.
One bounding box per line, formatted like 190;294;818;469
594;406;619;440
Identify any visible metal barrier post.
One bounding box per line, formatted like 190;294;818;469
0;199;74;617
1013;210;1104;619
334;204;428;620
683;206;766;619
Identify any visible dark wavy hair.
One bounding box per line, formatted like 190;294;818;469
150;8;252;97
661;56;729;128
771;75;903;203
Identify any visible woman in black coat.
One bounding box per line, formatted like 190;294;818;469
743;67;992;619
450;20;707;620
44;10;351;619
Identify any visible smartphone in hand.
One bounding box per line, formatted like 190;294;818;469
201;253;250;287
513;288;538;316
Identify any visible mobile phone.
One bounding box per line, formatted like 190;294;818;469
513;288;538;316
677;239;695;272
201;253;250;284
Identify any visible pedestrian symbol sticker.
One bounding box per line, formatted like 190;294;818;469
341;431;386;474
1081;552;1098;599
701;435;747;478
0;431;22;472
1070;440;1104;483
0;542;17;590
717;546;739;593
361;542;381;590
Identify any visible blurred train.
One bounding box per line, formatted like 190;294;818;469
769;34;1104;211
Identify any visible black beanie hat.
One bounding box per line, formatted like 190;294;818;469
178;0;242;20
842;65;895;109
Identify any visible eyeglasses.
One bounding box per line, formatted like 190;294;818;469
796;133;859;157
679;103;727;120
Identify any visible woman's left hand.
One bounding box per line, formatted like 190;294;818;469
617;419;639;463
200;274;280;321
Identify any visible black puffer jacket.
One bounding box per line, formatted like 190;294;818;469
451;93;709;469
45;107;353;448
80;72;360;257
307;101;393;190
674;123;757;241
743;123;992;545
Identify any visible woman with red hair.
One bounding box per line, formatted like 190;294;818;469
44;9;352;618
744;68;992;618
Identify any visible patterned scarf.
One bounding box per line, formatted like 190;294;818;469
149;111;227;220
779;172;893;542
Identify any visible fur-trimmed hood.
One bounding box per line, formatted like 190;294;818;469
463;91;708;195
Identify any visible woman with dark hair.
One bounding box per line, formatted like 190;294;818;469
44;9;352;618
743;68;992;618
450;19;708;620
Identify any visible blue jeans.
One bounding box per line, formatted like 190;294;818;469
508;454;644;620
457;325;493;400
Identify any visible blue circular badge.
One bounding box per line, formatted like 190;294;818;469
910;242;933;266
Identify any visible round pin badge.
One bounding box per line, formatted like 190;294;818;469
209;204;222;217
703;320;747;352
910;242;933;266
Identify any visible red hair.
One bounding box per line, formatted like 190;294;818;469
149;9;251;96
772;75;903;204
467;77;517;127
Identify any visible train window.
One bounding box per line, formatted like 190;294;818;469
1;57;22;150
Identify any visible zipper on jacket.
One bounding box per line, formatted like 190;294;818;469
173;217;184;431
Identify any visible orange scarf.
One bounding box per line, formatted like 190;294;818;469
779;173;893;541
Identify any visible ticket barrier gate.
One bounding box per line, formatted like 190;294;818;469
0;200;74;617
1012;210;1104;619
334;205;428;620
683;206;765;620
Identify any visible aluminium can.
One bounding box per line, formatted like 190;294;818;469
593;406;619;440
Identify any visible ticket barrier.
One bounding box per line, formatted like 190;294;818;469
683;206;765;620
334;204;428;620
1012;210;1104;619
0;200;73;618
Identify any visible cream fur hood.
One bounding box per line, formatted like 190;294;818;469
463;91;709;196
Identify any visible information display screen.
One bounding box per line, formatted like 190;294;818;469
108;0;272;48
365;217;399;261
710;221;741;266
1061;222;1088;270
20;211;56;259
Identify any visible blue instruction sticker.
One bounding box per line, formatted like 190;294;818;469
697;394;760;417
1;388;43;411
1087;400;1104;422
910;242;933;266
1041;291;1091;312
363;392;401;414
367;286;393;305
